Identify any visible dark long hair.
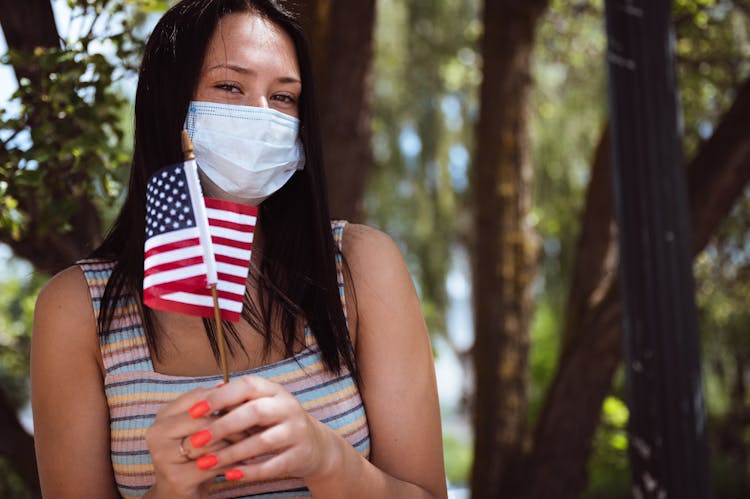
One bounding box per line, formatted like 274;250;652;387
91;0;356;376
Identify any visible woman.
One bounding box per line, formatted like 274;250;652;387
30;0;446;498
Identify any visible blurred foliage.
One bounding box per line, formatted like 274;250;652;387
696;187;750;495
675;0;750;157
0;0;160;243
368;0;481;338
443;433;473;487
582;395;630;499
0;256;43;409
528;298;562;422
531;0;608;317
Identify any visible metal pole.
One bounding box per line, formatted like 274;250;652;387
604;1;712;498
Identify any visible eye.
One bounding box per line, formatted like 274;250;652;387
271;93;297;105
215;82;241;94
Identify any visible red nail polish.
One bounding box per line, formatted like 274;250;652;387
225;469;244;481
197;454;218;470
189;400;210;419
189;429;212;448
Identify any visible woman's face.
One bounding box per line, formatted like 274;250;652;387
194;12;301;118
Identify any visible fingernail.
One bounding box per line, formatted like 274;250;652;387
197;454;218;470
189;429;212;448
215;381;225;387
225;468;244;481
189;400;211;419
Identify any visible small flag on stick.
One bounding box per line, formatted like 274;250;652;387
143;132;257;381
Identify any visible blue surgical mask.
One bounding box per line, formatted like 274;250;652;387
184;101;305;206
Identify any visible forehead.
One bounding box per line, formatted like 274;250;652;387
202;11;299;76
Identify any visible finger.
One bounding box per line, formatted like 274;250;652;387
157;386;215;418
178;411;268;461
160;460;235;492
204;375;283;411
147;401;224;462
174;432;232;461
223;426;261;445
179;397;286;456
222;452;293;484
215;423;293;468
209;396;294;444
149;387;225;444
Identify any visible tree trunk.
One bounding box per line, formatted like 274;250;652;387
0;0;58;80
0;387;40;498
294;0;376;222
520;76;750;499
469;2;549;497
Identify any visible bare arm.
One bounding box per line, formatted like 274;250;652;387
307;224;446;498
31;266;120;499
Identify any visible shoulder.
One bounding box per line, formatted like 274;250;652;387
340;223;407;281
338;223;418;343
35;264;94;318
33;265;100;370
339;223;413;314
36;265;92;313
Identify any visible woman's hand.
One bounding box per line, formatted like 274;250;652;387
144;387;234;499
180;375;340;485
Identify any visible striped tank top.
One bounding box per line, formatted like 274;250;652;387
78;221;370;498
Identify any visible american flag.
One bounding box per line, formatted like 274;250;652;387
142;162;257;322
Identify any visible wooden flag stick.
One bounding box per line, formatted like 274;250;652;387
211;285;229;384
182;130;229;383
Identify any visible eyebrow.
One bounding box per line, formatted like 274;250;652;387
205;63;301;84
